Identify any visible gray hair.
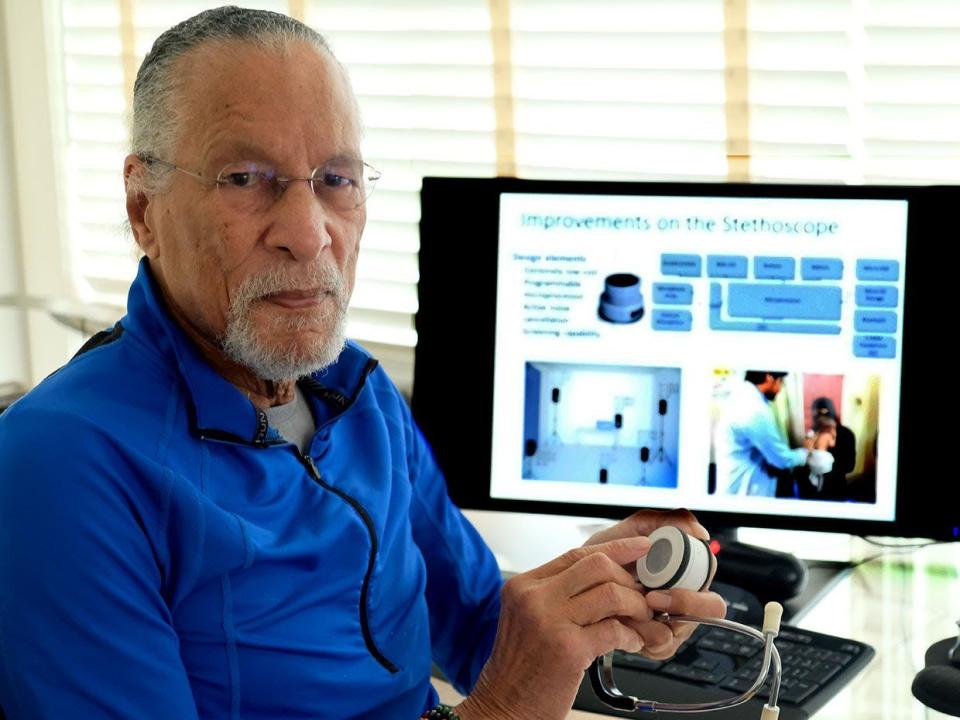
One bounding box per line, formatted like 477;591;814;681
130;5;333;193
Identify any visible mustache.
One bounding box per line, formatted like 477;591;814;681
232;263;346;306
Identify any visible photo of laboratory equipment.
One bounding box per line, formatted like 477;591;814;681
521;361;681;486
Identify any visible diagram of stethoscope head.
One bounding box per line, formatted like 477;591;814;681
599;273;645;324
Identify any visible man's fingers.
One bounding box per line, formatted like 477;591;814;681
584;508;709;546
557;551;641;597
568;581;652;626
529;536;651;581
619;617;675;657
647;588;727;620
641;588;728;654
582;617;644;658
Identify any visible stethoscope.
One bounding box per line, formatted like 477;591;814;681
588;527;784;719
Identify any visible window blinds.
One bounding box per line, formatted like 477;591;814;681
57;0;960;392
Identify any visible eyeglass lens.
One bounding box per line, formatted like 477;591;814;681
215;159;377;212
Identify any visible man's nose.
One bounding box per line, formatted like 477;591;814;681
265;179;332;260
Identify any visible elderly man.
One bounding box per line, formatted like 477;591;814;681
0;7;723;719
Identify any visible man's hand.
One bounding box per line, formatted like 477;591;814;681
582;508;726;659
458;536;654;720
457;510;726;720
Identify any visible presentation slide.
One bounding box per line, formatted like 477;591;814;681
490;193;907;521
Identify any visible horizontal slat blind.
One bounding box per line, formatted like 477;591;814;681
55;0;960;394
509;0;730;181
862;0;960;182
311;1;498;355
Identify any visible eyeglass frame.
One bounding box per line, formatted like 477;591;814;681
138;154;382;211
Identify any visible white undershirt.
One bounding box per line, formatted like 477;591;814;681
262;384;316;452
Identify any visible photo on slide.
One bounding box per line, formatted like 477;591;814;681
521;361;681;487
708;368;879;503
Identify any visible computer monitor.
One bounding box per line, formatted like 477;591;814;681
413;177;958;543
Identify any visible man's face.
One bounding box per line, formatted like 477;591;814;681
139;41;365;380
763;375;783;401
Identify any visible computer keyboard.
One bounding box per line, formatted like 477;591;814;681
574;584;874;719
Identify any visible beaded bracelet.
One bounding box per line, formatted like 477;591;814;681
420;703;461;720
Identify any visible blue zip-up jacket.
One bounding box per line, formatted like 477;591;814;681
0;260;502;719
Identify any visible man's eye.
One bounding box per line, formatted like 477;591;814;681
320;172;354;189
224;172;261;188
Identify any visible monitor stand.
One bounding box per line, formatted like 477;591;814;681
710;528;854;623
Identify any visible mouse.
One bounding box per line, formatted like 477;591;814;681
711;539;809;601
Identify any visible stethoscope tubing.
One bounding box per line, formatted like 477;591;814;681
589;612;782;715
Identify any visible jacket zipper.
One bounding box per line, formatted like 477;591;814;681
297;452;399;674
200;357;396;671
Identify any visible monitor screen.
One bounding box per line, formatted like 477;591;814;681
413;178;957;541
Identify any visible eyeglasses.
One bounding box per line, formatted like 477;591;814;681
141;155;381;212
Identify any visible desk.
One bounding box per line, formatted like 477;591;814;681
797;541;960;719
435;513;960;719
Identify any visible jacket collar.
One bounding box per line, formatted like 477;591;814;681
121;258;375;444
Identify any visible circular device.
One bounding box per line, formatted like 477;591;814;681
636;525;716;592
598;273;644;324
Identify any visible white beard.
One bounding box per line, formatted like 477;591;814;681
220;262;348;382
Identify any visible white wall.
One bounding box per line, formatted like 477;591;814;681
0;0;29;389
1;0;82;387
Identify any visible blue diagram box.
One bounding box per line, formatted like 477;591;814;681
856;259;900;282
854;310;897;334
652;309;692;331
661;254;702;277
707;255;748;278
653;283;693;305
854;335;897;359
754;256;796;280
801;258;843;281
856;285;898;308
727;283;841;321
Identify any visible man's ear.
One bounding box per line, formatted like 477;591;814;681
124;154;160;259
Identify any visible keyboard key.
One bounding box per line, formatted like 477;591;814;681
697;637;723;652
706;628;737;642
779;681;817;705
778;629;813;644
721;676;755;694
825;651;855;666
614;653;663;672
777;676;797;690
803;661;841;685
661;663;721;684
